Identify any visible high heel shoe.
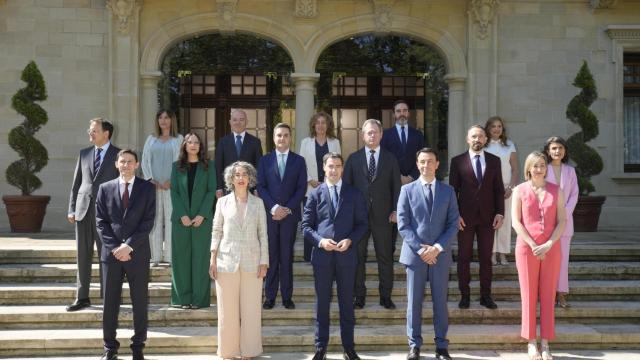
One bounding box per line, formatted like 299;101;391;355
557;293;570;308
541;341;553;360
528;342;541;360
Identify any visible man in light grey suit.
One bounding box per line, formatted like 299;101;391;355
397;148;459;360
67;118;120;312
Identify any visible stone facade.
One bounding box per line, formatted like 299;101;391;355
0;0;639;230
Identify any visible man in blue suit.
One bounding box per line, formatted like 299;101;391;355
302;152;368;360
258;123;307;310
95;149;156;360
397;148;459;360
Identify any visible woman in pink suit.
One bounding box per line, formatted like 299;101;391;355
543;136;579;308
512;151;566;360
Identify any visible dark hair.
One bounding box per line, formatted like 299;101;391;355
322;152;343;165
543;136;570;164
117;149;138;162
484;116;509;146
90;118;114;140
155;109;178;137
309;112;336;138
393;99;410;110
274;122;291;133
178;132;208;172
415;147;439;162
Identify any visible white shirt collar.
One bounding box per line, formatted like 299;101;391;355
419;177;437;188
233;131;246;138
365;145;381;154
118;176;135;186
326;179;343;188
468;149;485;159
96;141;111;152
276;149;290;156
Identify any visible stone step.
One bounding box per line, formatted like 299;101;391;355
2;261;639;283
1;323;639;356
1;301;638;329
1;280;638;305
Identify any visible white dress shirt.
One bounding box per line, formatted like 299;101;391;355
364;145;381;169
117;176;135;251
468;149;486;180
270;149;291;215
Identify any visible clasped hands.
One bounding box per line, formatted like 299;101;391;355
112;244;132;262
420;244;440;265
531;240;553;260
180;215;205;227
208;259;267;280
272;206;291;221
319;238;352;252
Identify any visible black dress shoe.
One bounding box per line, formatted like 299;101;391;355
282;299;296;309
262;298;275;309
66;298;91;312
480;296;498;309
100;349;118;360
407;346;420;360
435;347;452;360
343;348;361;360
458;295;470;309
353;296;365;309
312;347;327;360
380;297;396;309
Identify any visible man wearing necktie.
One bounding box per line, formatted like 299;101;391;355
343;119;401;310
257;123;307;310
302;152;368;360
398;148;459;360
66;118;120;312
449;125;505;310
95;149;156;360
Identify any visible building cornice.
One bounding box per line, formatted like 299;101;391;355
606;25;640;40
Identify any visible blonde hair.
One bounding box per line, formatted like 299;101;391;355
523;151;548;180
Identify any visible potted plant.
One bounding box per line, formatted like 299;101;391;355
2;61;50;232
566;61;605;232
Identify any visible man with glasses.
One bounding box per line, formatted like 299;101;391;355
66;118;120;312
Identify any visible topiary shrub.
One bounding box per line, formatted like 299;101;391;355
6;61;49;195
566;61;603;196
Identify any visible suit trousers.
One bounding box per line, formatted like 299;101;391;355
457;222;495;297
493;198;512;254
314;262;356;351
556;234;572;293
102;256;149;351
170;226;212;308
150;188;172;263
405;264;449;349
75;204;103;300
355;222;394;299
265;215;298;301
215;270;263;358
516;240;561;340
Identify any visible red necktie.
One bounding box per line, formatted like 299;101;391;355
122;182;129;209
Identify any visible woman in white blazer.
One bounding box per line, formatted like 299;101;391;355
298;111;341;261
209;161;268;360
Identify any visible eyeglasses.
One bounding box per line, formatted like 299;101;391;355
234;173;249;179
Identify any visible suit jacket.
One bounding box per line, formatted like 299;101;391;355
95;177;156;263
68;143;121;221
302;182;368;267
545;163;579;236
398;180;459;268
211;193;269;273
215;132;262;190
298;137;341;196
343;147;401;224
257;150;307;222
381;125;426;179
170;160;217;221
449;151;505;226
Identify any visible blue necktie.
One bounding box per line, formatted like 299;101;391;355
426;183;433;215
278;153;286;179
400;126;407;151
332;185;339;215
235;135;242;157
367;150;376;183
94;147;102;174
475;154;483;185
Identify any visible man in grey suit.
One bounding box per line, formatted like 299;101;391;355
344;119;401;310
67;118;120;312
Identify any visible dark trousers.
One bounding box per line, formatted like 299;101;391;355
102;256;149;351
457;222;495;297
314;262;356;351
354;221;394;299
265;216;298;301
303;197;312;262
75;205;103;299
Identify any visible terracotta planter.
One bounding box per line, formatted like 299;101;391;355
2;195;50;233
573;195;606;232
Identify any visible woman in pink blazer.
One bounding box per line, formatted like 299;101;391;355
543;137;579;308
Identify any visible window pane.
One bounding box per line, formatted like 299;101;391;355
394;87;404;96
231;75;242;85
205;86;215;94
382;77;392;86
206;109;216;127
256;76;267;85
345;77;355;86
340;109;358;128
245;110;257;128
357;77;367;85
256;86;266;96
244;76;254;85
357;87;367;96
345;87;355;96
341;129;359;157
192;75;203;84
231;86;242;95
382;87;393;96
192;86;203;94
624;96;640;167
205;75;215;84
244;86;254;95
190;109;206;128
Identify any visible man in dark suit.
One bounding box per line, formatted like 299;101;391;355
96;149;155;360
449;125;505;310
398;148;459;360
215;109;263;198
344;119;401;310
257;123;307;310
302;152;368;360
66;118;120;312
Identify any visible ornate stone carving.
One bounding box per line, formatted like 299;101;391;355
468;0;500;40
294;0;317;18
590;0;618;10
606;25;640;40
217;0;238;33
106;0;141;35
370;0;395;33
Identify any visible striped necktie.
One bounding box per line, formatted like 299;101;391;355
94;147;102;174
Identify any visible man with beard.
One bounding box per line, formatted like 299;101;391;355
449;125;505;310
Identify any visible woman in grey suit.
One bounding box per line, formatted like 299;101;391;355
209;161;269;360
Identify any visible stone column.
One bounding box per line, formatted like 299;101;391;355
290;72;320;150
446;76;467;158
140;72;162;144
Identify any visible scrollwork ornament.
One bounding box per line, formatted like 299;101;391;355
294;0;317;18
106;0;141;35
468;0;500;40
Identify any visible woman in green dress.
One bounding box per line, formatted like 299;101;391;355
170;132;216;309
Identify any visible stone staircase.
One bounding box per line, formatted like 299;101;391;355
1;231;639;357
